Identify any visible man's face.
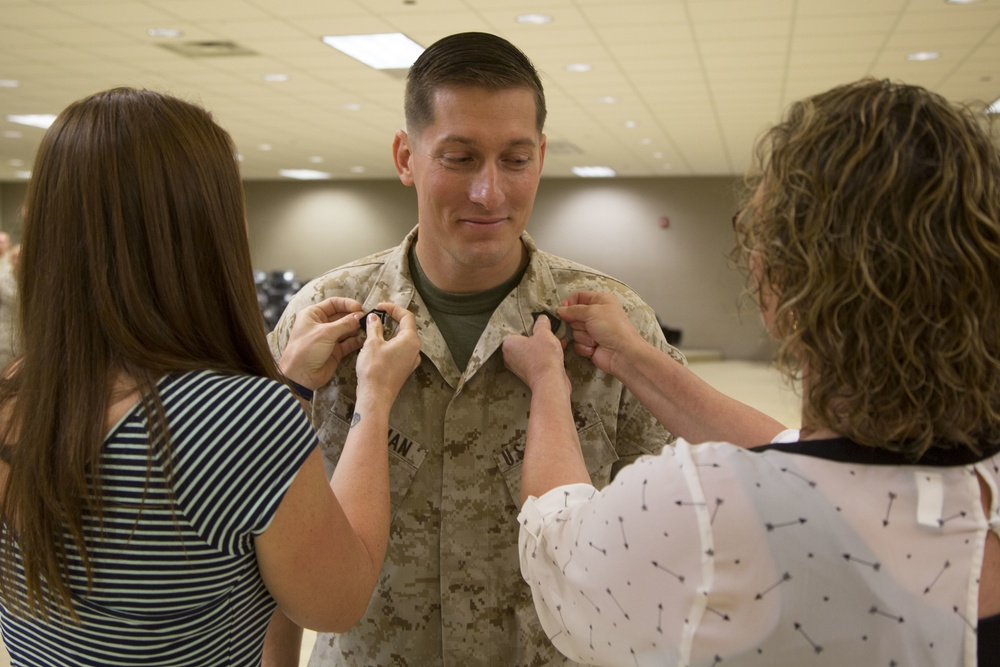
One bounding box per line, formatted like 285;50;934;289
393;86;545;293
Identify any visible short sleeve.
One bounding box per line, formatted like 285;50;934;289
165;372;318;555
517;445;707;665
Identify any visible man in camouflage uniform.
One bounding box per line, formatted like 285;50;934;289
265;32;683;667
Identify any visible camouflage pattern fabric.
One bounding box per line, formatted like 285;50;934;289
268;228;685;667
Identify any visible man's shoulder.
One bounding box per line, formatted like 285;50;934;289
299;246;397;297
268;245;402;355
535;250;646;302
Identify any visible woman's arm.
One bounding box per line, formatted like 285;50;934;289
560;291;785;446
502;317;591;502
255;302;420;632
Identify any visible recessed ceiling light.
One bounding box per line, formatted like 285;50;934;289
322;33;424;70
2;130;22;139
0;80;20;88
280;169;331;180
599;96;618;104
6;114;56;129
662;163;673;170
565;63;592;73
906;51;941;61
341;103;362;111
147;28;183;38
263;73;290;82
14;170;31;179
653;151;664;159
516;14;553;24
350;166;367;174
945;0;981;4
572;166;617;178
640;138;652;145
624;120;638;129
308;156;324;164
8;159;24;167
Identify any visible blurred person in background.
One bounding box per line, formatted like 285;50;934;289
0;242;18;368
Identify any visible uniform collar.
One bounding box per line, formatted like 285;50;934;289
367;227;559;387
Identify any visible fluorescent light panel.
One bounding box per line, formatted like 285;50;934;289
280;169;331;180
7;114;57;129
988;97;1000;114
322;33;424;70
516;14;553;24
572;166;617;178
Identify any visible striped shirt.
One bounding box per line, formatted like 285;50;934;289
1;370;317;666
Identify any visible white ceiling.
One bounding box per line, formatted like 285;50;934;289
1;0;998;182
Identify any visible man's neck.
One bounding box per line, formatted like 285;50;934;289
413;239;529;294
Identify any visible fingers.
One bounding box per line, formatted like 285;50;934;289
328;311;364;341
560;291;615;310
531;313;553;335
378;302;417;334
312;296;364;321
364;310;384;340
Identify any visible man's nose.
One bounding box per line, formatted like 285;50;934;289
469;163;505;208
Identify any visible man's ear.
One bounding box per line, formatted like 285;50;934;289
393;130;415;186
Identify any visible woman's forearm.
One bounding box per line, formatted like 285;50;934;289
520;374;592;504
613;341;785;446
328;391;392;578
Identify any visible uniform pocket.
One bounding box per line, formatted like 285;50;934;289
493;404;618;509
316;393;426;521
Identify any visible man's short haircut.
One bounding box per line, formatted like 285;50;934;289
404;32;546;136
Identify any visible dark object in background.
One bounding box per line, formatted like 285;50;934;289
656;315;683;347
256;269;302;332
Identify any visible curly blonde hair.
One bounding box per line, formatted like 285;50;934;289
735;78;1000;458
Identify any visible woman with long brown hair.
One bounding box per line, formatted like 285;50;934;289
0;87;420;665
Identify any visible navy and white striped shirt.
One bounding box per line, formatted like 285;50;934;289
1;370;317;666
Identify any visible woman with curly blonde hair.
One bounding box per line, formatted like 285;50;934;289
504;79;1000;666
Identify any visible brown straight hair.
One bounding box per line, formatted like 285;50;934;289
0;87;281;619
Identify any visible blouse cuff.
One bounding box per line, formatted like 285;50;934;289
518;482;598;539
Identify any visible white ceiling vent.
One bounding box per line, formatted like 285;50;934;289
158;41;258;58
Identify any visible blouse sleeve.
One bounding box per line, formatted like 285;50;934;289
167;373;318;556
518;443;711;666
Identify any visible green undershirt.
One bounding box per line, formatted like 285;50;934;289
408;244;527;371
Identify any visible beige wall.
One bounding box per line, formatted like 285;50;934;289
1;176;775;360
245;176;772;360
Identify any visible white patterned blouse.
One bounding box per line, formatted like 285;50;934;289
519;434;1000;667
